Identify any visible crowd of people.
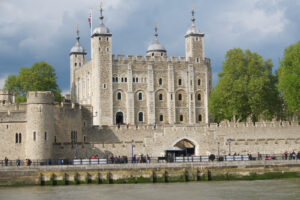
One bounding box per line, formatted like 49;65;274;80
2;151;300;166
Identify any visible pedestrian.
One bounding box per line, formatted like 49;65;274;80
16;159;20;167
4;157;8;166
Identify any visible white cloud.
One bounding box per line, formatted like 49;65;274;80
0;74;8;89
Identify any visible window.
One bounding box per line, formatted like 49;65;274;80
107;48;109;52
44;132;47;141
125;78;127;82
198;79;201;86
159;94;163;101
112;77;115;82
138;92;143;101
198;94;201;101
84;136;87;142
171;94;173;100
138;112;143;122
198;115;202;122
178;94;182;101
15;133;18;143
75;63;77;67
196;58;200;63
136;77;139;83
99;37;101;41
178;79;182;86
117;92;122;100
121;78;124;82
54;136;57;143
19;133;21;143
191;94;193;100
180;115;183;121
161;53;163;56
160;115;164;122
152;53;154;57
33;132;36;141
159;78;162;85
71;131;77;143
107;37;109;41
133;77;135;83
99;48;101;52
116;77;118;82
103;84;107;89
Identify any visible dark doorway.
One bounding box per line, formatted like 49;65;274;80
174;139;195;156
116;112;124;124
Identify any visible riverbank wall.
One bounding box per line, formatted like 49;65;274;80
1;160;300;186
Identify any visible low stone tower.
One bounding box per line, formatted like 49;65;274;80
0;90;15;106
25;91;55;160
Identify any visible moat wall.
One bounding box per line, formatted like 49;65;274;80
1;161;300;186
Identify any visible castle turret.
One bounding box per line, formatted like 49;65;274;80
185;8;205;61
147;23;167;57
70;26;87;103
0;90;15;106
91;3;113;126
25;91;55;160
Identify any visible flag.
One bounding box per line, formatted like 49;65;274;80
88;11;92;29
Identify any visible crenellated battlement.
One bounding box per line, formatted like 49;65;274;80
111;54;212;65
209;121;300;129
27;91;54;104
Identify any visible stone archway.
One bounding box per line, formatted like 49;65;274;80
171;137;200;156
174;139;195;156
116;112;124;124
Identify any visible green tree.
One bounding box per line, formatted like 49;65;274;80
3;61;62;103
277;41;300;118
209;49;281;123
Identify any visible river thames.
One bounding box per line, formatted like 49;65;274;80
0;179;300;200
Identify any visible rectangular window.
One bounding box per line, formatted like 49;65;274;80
178;79;182;86
15;133;18;143
45;132;47;141
33;132;36;141
19;133;22;143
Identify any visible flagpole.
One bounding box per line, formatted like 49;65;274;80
90;8;93;60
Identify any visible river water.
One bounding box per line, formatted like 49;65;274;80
0;179;300;200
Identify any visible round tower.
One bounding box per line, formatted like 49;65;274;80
185;7;205;61
70;25;87;103
146;23;167;57
91;3;113;126
25;91;55;160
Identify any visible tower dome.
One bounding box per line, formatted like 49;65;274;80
70;26;87;55
92;3;111;37
146;24;167;56
185;8;204;37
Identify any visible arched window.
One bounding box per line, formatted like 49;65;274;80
180;115;183;121
198;79;201;86
160;115;164;122
138;112;143;122
136;77;139;83
19;133;22;143
125;78;127;82
44;132;47;141
178;79;182;86
198;94;201;101
138;92;143;101
112;77;115;82
117;92;122;100
198;115;202;122
15;133;18;143
159;78;162;85
178;94;182;101
121;78;124;82
116;77;118;82
159;94;163;101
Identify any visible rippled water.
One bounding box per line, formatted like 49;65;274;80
0;179;300;200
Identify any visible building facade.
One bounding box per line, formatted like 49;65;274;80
70;7;212;126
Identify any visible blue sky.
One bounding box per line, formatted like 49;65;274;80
0;0;300;94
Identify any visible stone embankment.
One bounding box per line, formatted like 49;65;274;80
0;160;300;186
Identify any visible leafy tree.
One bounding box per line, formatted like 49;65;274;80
209;49;281;123
277;41;300;117
3;61;62;103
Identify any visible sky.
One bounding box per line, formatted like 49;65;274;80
0;0;300;94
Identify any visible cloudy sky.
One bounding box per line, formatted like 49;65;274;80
0;0;300;93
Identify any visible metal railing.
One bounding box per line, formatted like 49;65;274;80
0;153;299;167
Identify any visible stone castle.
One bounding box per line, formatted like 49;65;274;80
0;6;299;161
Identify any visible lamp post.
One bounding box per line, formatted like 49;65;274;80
217;142;220;160
131;139;134;162
227;138;232;155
